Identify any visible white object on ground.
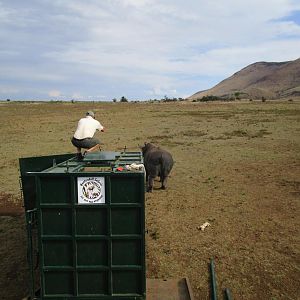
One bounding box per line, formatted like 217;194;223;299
197;222;211;231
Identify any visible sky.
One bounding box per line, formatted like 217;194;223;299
0;0;300;101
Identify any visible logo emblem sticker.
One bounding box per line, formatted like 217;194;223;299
77;177;105;204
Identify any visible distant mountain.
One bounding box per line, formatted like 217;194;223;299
188;58;300;100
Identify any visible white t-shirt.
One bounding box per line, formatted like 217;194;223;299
73;116;104;139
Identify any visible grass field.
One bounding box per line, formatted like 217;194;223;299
0;100;299;299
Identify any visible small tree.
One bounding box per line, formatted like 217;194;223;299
234;92;241;100
120;96;128;102
112;98;117;103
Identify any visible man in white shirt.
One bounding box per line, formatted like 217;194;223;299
71;111;105;159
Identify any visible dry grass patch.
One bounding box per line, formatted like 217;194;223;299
0;100;299;300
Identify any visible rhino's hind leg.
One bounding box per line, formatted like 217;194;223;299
161;176;168;190
147;176;155;192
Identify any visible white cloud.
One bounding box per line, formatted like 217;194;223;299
0;85;19;95
148;86;177;97
126;0;152;6
0;0;299;99
71;92;82;100
0;66;67;82
48;90;61;97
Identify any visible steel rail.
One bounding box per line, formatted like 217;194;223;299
210;258;218;300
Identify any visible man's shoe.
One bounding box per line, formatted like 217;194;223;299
76;153;84;160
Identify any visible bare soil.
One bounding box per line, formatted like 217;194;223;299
0;100;299;299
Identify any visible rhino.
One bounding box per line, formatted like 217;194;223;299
141;142;174;192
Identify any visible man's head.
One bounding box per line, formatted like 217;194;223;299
86;111;95;118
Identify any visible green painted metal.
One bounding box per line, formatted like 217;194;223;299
19;153;75;210
224;288;232;300
25;209;38;299
20;151;146;299
82;151;121;162
210;258;218;300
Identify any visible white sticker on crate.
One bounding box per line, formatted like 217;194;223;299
77;177;105;204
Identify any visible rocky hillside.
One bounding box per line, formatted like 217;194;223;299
189;58;300;100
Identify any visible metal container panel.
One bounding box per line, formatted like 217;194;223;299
22;152;146;299
19;153;74;210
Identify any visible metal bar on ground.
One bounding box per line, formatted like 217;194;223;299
210;258;218;300
225;288;232;300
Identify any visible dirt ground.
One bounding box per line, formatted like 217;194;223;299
0;100;299;300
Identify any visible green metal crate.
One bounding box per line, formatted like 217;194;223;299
20;152;146;299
